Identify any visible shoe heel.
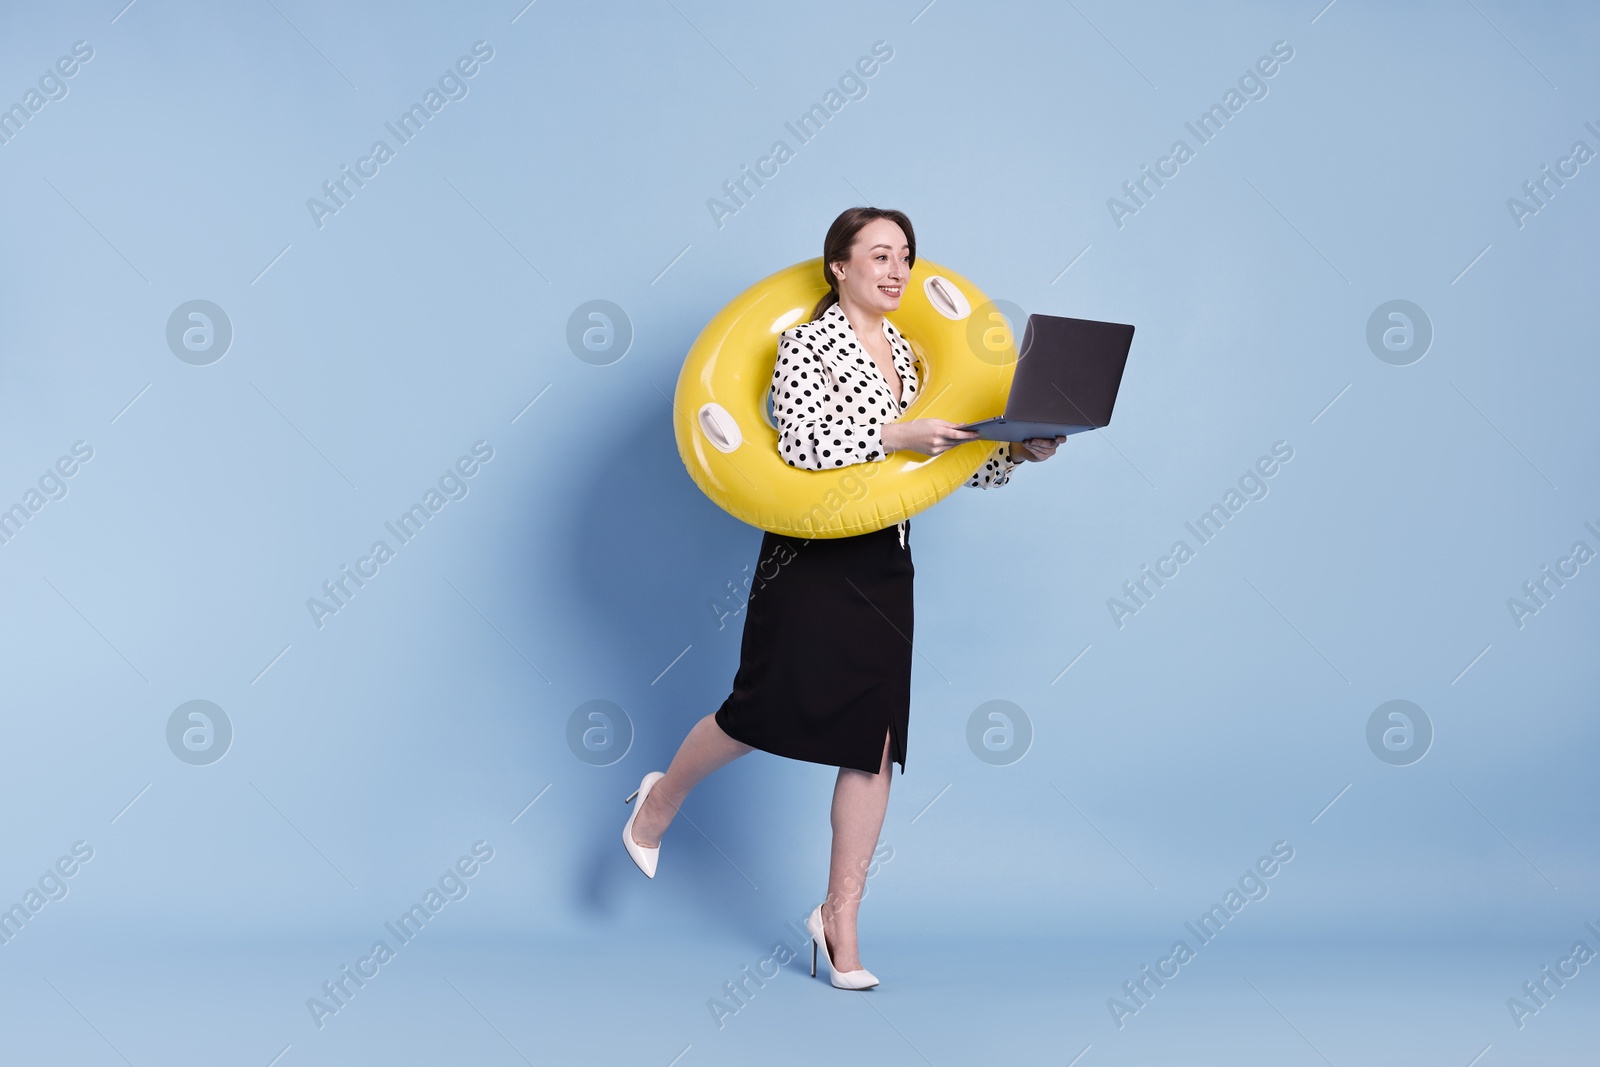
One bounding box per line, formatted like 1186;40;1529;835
624;789;640;804
811;938;817;977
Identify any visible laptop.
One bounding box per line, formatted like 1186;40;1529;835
956;313;1135;442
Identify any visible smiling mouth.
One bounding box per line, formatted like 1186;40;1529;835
879;285;902;297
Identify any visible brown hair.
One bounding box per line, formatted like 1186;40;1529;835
810;207;916;320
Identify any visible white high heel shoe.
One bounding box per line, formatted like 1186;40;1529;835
622;771;666;878
806;903;880;990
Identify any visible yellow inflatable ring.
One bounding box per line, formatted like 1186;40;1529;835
674;257;1018;538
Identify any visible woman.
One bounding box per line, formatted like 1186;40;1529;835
622;207;1063;989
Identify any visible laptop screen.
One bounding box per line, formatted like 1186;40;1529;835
1006;314;1135;428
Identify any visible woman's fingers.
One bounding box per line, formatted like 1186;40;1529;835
1023;437;1058;459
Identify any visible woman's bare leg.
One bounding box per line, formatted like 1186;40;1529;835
820;729;893;972
630;713;753;848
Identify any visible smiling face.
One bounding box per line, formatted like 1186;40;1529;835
829;217;910;314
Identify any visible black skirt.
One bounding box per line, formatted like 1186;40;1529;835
714;519;913;775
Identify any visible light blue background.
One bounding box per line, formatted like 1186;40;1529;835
1;1;1595;1064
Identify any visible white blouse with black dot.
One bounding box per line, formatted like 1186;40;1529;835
771;301;1019;490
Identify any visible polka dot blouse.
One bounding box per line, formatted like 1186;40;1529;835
771;301;1019;490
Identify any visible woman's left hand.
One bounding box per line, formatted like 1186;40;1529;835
1010;436;1066;462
